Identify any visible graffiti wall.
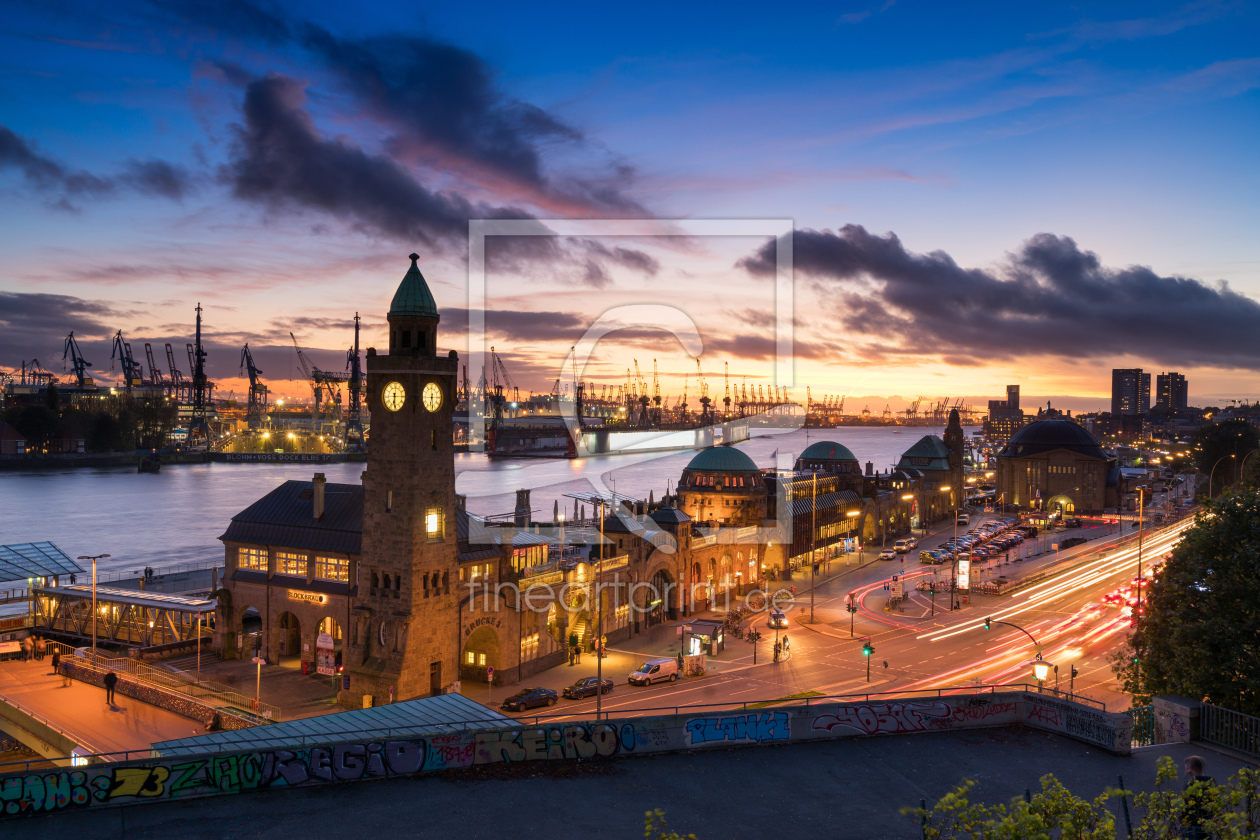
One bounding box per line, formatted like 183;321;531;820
0;691;1129;819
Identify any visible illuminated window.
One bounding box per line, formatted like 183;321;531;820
386;490;393;513
238;547;266;571
315;556;349;582
426;508;443;542
466;650;475;665
478;652;486;667
277;552;306;576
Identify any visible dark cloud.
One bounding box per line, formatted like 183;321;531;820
439;309;588;344
739;225;1260;369
225;74;531;246
0;124;193;206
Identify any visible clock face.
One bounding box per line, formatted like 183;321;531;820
382;381;405;411
423;382;443;412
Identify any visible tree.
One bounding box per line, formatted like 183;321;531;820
1113;490;1260;715
1191;419;1259;498
2;404;59;451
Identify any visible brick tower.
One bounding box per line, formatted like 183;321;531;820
944;408;965;506
345;253;459;703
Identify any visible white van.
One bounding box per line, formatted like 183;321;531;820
956;513;970;526
894;539;911;553
629;657;679;686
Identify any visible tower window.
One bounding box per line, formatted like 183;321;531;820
386;490;393;513
401;330;411;348
431;429;437;450
426;508;444;542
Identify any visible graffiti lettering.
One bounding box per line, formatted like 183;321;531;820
811;702;951;736
106;766;169;800
474;723;622;764
685;712;790;745
1027;705;1063;726
951;702;1018;722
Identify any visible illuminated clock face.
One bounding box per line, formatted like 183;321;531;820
382;381;405;411
423;382;443;412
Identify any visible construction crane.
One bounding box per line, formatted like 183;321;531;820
344;314;364;450
723;362;731;419
632;360;649;427
290;331;347;434
239;344;268;429
110;330;143;391
187;303;211;446
695;359;712;423
652;359;661;425
165;343;187;402
62;332;92;388
144;343;165;389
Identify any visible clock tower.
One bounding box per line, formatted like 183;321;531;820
346;253;459;702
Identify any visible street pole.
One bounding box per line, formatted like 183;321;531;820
810;471;817;624
1136;488;1144;617
596;499;605;719
77;554;111;651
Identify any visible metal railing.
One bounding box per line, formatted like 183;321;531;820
1128;704;1154;747
95;560;224;585
0;689;107;759
69;648;281;721
1200;702;1260;758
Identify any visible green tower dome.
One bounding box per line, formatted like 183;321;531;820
390;253;438;318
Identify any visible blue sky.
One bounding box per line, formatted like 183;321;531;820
1;0;1257;410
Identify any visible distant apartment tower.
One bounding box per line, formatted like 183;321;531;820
1111;369;1151;416
984;384;1026;443
1155;372;1188;411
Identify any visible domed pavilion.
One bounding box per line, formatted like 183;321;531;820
995;418;1115;513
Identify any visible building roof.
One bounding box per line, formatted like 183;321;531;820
33;585;214;614
798;440;858;463
683;446;761;473
0;542;84;584
649;506;692;526
0;422;25;442
389;253;438;317
897;435;951;472
151;692;513;757
457;510;551;562
219;480;364;555
999;418;1108;460
787;489;863;517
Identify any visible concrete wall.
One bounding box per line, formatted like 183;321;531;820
0;691;1131;819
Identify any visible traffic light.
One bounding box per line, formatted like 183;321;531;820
862;641;874;657
984;616;991;630
1071;666;1079;679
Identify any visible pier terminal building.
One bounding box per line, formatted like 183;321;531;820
213;257;967;704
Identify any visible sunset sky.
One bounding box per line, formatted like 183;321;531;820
2;0;1258;413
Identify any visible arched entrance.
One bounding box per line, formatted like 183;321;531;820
1047;495;1075;516
648;567;677;625
462;625;501;682
276;611;301;666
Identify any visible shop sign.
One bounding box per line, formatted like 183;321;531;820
288;590;326;604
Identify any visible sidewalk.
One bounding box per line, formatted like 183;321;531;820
0;658;205;759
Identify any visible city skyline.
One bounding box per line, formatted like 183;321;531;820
2;0;1259;408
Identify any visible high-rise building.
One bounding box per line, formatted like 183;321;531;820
1155;372;1189;411
1006;385;1020;410
984;384;1026;442
1111;369;1151;416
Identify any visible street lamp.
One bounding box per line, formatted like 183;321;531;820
984;616;1052;691
77;554;111;650
1209;454;1234;498
1239;448;1260;488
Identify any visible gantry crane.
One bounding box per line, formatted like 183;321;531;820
62;332;92;388
110;330;143;391
240;344;268;429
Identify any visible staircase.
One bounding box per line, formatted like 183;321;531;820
161;650;223;673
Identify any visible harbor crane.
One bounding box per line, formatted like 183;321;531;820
110;330;143;391
723;362;731;419
652;359;662;426
62;332;92;388
166;343;187;402
696;359;712;423
239;344;268;428
144;343;165;388
290;331;347;434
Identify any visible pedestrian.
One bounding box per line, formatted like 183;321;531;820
50;648;60;676
1181;755;1216;840
21;635;32;662
205;711;223;732
103;670;118;705
783;634;790;651
69;573;76;585
773;641;781;661
568;647;575;666
35;636;45;661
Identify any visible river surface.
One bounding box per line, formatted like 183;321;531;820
0;426;953;577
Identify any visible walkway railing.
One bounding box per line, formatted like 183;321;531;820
53;646;281;721
95;560;224;585
1128;704;1154;747
0;691;107;760
1200;702;1260;758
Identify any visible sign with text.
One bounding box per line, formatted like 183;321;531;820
957;559;971;590
315;632;335;676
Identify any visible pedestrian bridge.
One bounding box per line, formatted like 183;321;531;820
31;586;214;649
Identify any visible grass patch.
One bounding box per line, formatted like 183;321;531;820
744;690;825;709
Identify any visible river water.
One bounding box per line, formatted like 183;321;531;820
0;426;950;577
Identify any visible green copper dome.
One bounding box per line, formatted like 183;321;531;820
799;440;858;462
683;446;761;473
390;253;438;317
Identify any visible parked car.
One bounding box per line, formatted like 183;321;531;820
878;548;897;560
1058;536;1088;549
629;658;679;686
767;610;789;629
563;677;614;699
500;687;558;712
